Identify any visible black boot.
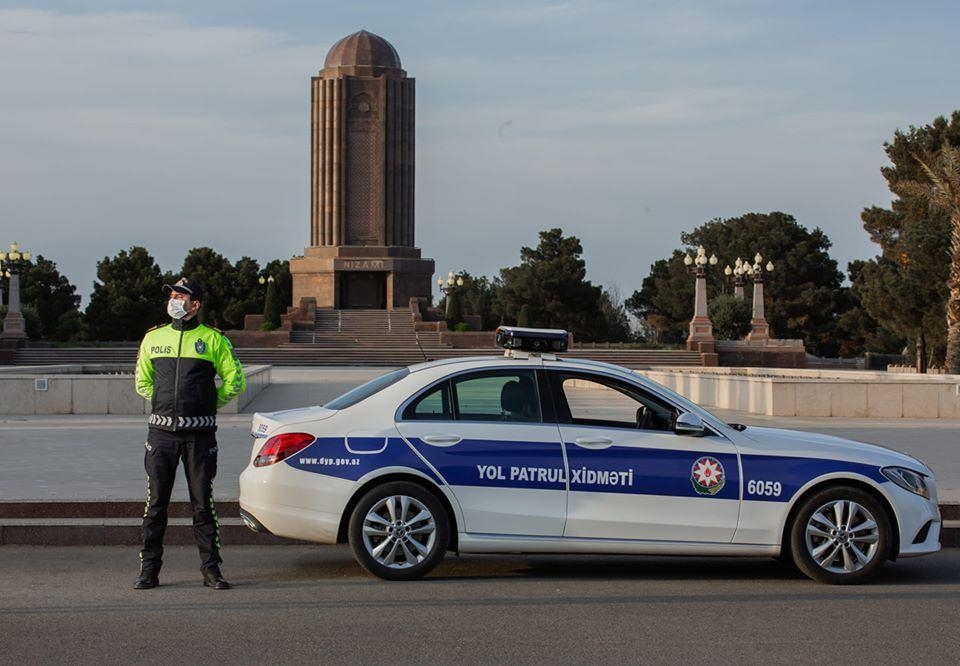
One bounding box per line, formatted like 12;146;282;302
202;569;231;590
134;566;160;590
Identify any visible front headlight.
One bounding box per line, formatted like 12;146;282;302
881;466;930;499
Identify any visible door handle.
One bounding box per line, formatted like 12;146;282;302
422;435;462;447
574;436;613;449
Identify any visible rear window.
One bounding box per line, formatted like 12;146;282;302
324;368;410;410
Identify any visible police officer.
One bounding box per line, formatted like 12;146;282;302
133;278;246;590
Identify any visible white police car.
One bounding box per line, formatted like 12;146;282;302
239;327;941;584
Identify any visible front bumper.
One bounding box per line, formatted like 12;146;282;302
891;483;941;558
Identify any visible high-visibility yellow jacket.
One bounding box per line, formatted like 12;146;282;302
135;317;246;431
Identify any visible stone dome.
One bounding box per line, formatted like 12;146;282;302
324;30;402;70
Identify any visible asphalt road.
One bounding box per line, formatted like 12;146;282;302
1;545;958;663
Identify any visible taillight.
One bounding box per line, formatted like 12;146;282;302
254;432;315;467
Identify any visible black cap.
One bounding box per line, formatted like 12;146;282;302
162;277;203;302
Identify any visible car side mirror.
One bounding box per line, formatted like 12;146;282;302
674;412;706;437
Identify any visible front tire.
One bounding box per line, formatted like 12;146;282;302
789;485;891;584
348;481;450;581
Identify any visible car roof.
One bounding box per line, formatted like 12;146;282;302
406;353;635;378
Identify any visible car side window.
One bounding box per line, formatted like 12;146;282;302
553;372;676;431
453;370;541;423
403;381;453;420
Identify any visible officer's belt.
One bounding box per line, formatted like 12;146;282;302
148;414;217;429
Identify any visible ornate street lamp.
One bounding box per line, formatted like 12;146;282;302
683;246;718;351
0;241;32;341
744;252;775;341
723;257;749;300
437;271;464;320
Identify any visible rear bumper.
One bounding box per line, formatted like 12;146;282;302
239;464;350;544
239;508;273;535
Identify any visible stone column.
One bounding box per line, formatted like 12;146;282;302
1;272;27;339
686;269;715;351
746;278;770;340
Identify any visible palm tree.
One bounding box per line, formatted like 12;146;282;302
895;143;960;373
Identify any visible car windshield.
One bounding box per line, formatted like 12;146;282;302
324;368;410;410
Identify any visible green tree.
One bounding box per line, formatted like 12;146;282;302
625;249;692;344
262;278;282;329
834;265;903;358
262;259;292;314
18;255;82;341
516;303;531;327
597;289;632;342
444;288;464;328
85;246;166;341
223;256;262;330
180;247;235;329
492;228;610;341
708;294;752;340
894;142;960;372
452;272;497;330
854;112;960;370
627;212;846;355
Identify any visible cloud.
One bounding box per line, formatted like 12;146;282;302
1;2;956;311
0;9;319;299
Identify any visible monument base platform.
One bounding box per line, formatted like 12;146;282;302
291;246;435;310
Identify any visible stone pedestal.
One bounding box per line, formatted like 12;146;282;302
1;311;26;339
746;318;770;340
291;245;434;310
746;279;770;341
1;273;27;341
686;272;714;350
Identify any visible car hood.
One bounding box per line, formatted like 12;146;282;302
251;405;337;437
737;426;931;474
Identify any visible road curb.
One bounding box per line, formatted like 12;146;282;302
0;500;956;547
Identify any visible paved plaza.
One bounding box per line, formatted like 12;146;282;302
1;367;958;502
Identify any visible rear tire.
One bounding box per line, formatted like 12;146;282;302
789;486;891;584
348;481;449;581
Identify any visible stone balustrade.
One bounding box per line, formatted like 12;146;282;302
0;365;271;415
638;367;960;418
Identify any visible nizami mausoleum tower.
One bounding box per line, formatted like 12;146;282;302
290;30;434;309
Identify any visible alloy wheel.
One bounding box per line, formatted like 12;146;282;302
361;494;438;569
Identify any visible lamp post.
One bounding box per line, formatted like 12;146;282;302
683;246;718;351
259;274;278;327
0;241;32;341
437;271;464;321
723;257;749;300
744;252;775;341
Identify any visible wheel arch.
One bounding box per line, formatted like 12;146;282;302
778;476;900;562
336;471;460;551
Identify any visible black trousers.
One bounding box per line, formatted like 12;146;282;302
140;428;221;574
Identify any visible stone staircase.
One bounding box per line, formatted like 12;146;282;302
9;309;706;368
288;309;429;347
11;346;704;368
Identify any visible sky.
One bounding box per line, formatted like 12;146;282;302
2;1;959;307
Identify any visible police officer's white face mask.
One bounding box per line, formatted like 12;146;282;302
167;298;189;320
